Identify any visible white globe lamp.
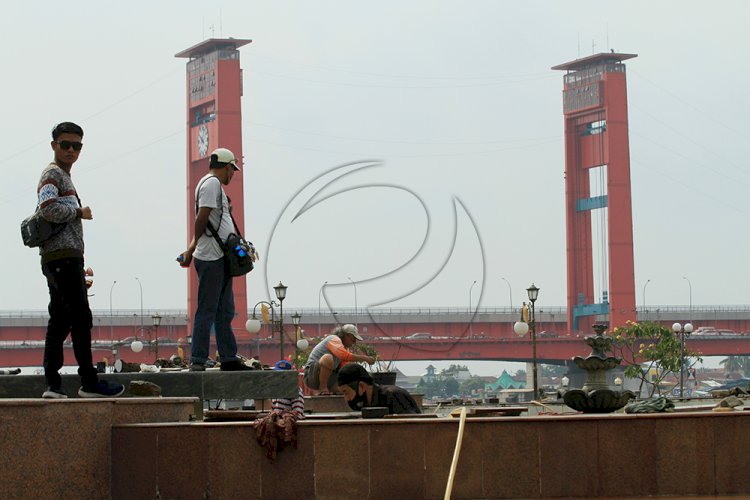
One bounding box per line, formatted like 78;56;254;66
246;318;261;334
513;321;529;337
131;340;144;353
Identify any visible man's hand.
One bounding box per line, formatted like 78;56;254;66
362;355;375;365
80;206;93;220
177;250;193;268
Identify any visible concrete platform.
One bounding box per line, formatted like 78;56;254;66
0;370;298;400
110;409;750;499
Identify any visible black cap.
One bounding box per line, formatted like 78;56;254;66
337;363;373;386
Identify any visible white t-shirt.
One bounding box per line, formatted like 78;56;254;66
193;174;234;261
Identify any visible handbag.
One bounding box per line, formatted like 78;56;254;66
20;208;65;248
197;177;257;277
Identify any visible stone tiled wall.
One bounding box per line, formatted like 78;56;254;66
111;411;750;499
0;398;197;500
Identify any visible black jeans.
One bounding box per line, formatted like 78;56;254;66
41;257;98;389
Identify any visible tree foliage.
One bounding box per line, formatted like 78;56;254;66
609;320;702;397
720;356;750;377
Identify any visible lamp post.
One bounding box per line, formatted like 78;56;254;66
274;282;288;360
318;281;328;338
469;280;477;312
672;322;694;398
500;277;513;311
109;280;117;346
642;279;651;319
347;276;358;328
682;276;692;323
151;313;162;363
292;312;302;367
513;284;540;399
135;277;143;337
468;280;477;337
246;300;279;360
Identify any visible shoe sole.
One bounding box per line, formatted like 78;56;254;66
42;392;68;399
78;386;126;398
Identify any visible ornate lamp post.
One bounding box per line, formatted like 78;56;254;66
513;284;540;399
151;313;162;363
274;282;288;360
642;279;651;318
672;321;694;398
292;311;302;366
246;300;278;360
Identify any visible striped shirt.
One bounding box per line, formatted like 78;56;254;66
271;387;305;418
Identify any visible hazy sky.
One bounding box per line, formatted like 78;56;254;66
2;0;749;316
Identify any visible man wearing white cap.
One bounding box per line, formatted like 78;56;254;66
303;324;375;394
178;148;250;371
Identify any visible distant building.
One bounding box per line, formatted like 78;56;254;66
484;369;527;393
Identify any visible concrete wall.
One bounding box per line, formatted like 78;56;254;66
112;410;750;499
0;398;196;500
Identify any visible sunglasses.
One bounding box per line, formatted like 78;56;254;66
56;140;83;151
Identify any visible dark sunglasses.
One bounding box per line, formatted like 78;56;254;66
56;140;83;151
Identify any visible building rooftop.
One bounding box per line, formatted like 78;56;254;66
175;38;252;59
551;52;637;71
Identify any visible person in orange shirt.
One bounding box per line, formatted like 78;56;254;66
302;324;374;395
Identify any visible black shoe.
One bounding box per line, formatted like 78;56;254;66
220;360;253;371
78;380;125;398
189;363;206;372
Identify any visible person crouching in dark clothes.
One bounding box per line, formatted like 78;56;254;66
337;363;421;414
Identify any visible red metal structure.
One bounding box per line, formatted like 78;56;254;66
175;38;252;336
552;53;638;334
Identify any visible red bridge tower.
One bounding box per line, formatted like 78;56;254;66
552;53;638;333
176;38;252;337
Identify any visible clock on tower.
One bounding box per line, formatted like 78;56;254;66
197;124;209;157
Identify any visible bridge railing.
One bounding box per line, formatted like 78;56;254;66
2;305;750;319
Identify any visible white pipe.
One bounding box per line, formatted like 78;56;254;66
444;406;467;500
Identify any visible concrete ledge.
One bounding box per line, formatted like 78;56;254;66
111;410;750;499
0;397;197;500
0;370;298;399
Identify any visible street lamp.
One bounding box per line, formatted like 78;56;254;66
469;280;477;312
513;283;540;400
135;277;144;336
672;321;694;399
292;311;302;367
682;276;692;323
642;279;651;318
246;300;280;360
318;281;328;338
151;313;162;363
274;282;288;360
500;277;513;311
109;280;117;346
347;276;358;328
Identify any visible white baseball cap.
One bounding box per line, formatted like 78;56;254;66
210;147;240;171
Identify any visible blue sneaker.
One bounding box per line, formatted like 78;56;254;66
78;380;125;398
